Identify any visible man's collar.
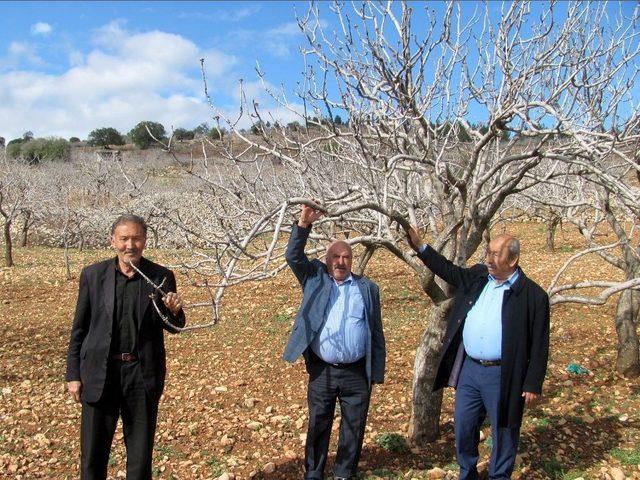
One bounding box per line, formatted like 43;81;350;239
331;274;354;286
488;267;520;287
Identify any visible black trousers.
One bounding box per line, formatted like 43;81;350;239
80;360;159;480
305;354;371;479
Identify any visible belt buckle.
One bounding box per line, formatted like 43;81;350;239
121;353;134;362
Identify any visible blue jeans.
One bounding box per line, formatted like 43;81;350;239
455;357;520;480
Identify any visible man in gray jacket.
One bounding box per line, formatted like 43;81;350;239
284;204;386;480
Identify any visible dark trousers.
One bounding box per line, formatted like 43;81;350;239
305;355;371;479
80;360;159;480
455;357;520;480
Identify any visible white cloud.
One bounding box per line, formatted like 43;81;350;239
225;4;262;22
263;22;304;59
30;22;53;36
0;21;312;141
0;22;241;139
4;41;46;67
267;22;301;36
178;5;262;22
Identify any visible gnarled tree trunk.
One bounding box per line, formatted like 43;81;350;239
19;210;31;247
3;219;13;267
409;298;453;445
546;216;561;252
615;287;640;377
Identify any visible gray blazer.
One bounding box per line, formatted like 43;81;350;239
283;224;386;385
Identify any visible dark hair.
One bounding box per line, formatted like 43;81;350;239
110;214;148;236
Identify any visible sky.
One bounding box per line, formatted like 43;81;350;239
0;1;313;140
0;1;637;142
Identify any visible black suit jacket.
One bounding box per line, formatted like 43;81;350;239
66;257;185;403
418;246;550;428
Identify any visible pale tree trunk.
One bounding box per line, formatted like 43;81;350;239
354;245;376;276
546;216;560;252
19;210;31;247
3;219;13;267
614;288;640;377
149;226;159;248
409;298;453;445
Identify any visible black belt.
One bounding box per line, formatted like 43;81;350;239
324;356;365;369
111;353;138;362
469;356;501;367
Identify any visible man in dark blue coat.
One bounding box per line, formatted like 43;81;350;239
284;204;385;480
406;228;549;480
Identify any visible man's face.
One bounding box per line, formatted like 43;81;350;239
111;222;147;267
485;235;518;281
326;241;353;283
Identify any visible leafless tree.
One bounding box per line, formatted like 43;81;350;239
523;142;640;376
175;1;640;444
0;161;32;267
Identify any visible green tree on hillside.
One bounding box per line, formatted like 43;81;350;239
87;127;125;148
192;123;210;137
20;138;71;164
172;128;194;141
128;121;166;149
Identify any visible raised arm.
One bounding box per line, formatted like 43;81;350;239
285;204;323;286
404;225;480;289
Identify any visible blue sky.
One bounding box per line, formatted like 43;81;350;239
1;1;637;141
0;1;312;140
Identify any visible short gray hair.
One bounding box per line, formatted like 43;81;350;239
507;237;520;261
110;214;148;236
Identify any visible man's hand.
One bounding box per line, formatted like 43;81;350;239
163;292;184;316
404;226;424;252
67;381;82;403
522;391;539;407
298;203;323;228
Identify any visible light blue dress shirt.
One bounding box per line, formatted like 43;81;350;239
311;275;368;364
462;269;520;361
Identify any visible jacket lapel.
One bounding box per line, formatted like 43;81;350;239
353;275;371;325
138;257;155;331
103;258;116;323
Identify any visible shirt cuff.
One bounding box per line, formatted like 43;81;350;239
419;244;429;254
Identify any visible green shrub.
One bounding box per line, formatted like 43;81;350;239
128;121;166;149
610;447;640;465
375;432;408;453
208;126;225;140
6;139;24;159
19;137;70;164
172;128;194;141
8;137;70;163
87;127;125;147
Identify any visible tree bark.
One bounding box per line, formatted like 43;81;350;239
546;216;560;252
19;210;31;247
354;244;376;276
409;298;453;445
3;219;13;267
614;288;640;377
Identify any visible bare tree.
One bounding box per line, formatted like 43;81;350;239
526;146;640;376
178;1;640;444
0;161;31;267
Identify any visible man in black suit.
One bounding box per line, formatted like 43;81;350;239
66;214;185;480
406;228;549;480
285;205;385;480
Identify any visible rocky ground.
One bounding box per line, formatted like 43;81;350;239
1;224;639;479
